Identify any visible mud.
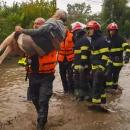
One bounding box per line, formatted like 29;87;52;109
0;58;130;130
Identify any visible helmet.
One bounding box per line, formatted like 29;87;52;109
71;22;86;32
86;20;101;30
107;22;118;30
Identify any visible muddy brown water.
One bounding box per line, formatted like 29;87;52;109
0;58;130;130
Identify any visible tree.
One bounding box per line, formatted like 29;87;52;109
67;2;91;25
0;0;56;42
101;0;130;38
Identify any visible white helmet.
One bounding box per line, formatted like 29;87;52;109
71;22;86;32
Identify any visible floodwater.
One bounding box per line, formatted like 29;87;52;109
0;58;130;130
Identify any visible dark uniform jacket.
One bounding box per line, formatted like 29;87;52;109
73;30;91;70
106;34;130;67
90;31;110;71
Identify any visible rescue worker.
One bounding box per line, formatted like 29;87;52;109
86;20;111;105
106;22;130;91
72;22;91;101
18;17;57;130
28;18;57;130
57;28;74;94
16;10;67;130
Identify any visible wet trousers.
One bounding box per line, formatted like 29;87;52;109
73;69;91;99
106;66;122;89
91;69;106;104
27;73;55;128
59;61;74;93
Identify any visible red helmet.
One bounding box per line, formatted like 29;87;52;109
107;22;118;30
86;20;101;30
71;22;86;32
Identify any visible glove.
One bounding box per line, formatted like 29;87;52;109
124;55;129;64
18;57;27;66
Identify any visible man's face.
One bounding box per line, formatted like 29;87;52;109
87;28;94;37
33;20;44;29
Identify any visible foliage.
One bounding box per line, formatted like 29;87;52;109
0;0;56;42
67;2;91;25
101;0;130;38
66;2;101;29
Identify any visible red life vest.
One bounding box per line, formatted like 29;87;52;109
27;50;57;73
57;31;74;62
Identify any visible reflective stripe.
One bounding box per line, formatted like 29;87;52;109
98;65;105;70
92;98;101;104
74;65;83;70
18;58;27;66
126;49;130;52
101;94;106;98
106;81;113;86
92;48;109;55
110;48;123;52
91;50;99;55
92;65;105;71
113;62;123;66
92;65;98;70
122;43;128;48
80;46;88;50
102;55;109;60
81;55;87;59
99;48;109;53
107;59;112;64
74;50;81;54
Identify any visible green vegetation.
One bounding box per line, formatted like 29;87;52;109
0;0;130;43
101;0;130;38
0;0;56;42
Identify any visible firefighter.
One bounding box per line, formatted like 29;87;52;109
106;22;130;91
57;28;74;94
72;22;91;101
86;20;111;105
